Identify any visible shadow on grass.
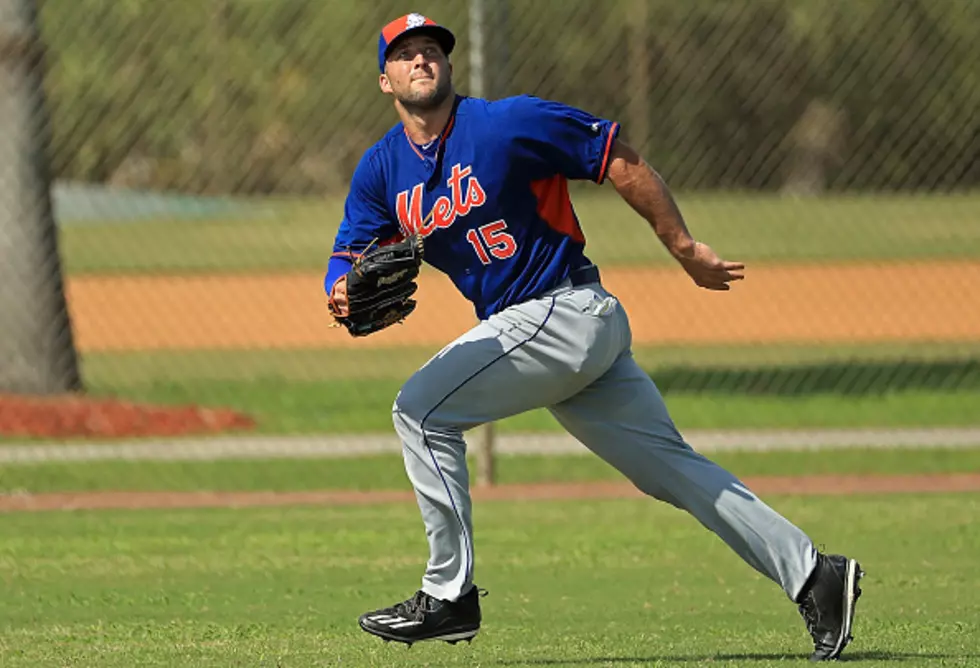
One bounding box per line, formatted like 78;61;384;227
498;650;975;665
497;654;806;665
840;651;979;662
651;358;980;396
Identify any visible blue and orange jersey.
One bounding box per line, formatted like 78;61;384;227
324;94;621;321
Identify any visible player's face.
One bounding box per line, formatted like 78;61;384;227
381;35;453;110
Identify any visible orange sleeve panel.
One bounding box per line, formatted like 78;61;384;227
529;175;585;244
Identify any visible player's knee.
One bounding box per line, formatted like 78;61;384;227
392;395;411;432
643;485;684;509
392;385;425;434
628;477;683;509
393;380;461;436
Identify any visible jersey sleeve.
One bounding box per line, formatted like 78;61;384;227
501;95;621;184
323;148;400;296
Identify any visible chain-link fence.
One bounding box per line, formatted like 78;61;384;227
1;0;979;440
29;0;980;196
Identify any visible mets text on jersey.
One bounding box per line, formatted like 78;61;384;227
396;163;487;237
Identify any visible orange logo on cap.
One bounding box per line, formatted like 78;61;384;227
382;13;436;44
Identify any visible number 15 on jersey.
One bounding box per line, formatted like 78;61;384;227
465;220;517;265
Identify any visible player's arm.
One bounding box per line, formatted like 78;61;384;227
605;139;745;291
324;149;401;318
501;96;742;291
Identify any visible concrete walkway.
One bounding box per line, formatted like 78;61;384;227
2;427;979;463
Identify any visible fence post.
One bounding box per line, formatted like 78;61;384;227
205;0;229;194
469;0;498;487
626;0;650;155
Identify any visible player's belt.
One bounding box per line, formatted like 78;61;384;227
568;264;601;287
527;264;602;304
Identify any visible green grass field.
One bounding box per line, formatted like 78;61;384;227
81;342;980;385
2;447;980;494
5;342;975;442
5;192;976;664
1;447;978;667
69;342;980;436
83;378;980;434
59;191;980;275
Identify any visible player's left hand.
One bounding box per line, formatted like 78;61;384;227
328;234;425;337
676;241;745;291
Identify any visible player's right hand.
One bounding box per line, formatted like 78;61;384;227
676;241;745;291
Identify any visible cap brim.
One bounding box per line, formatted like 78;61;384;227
384;25;456;60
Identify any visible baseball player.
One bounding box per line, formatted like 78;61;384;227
323;13;864;661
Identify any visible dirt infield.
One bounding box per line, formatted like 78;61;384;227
26;259;974;438
65;260;980;351
3;473;979;512
0;393;255;438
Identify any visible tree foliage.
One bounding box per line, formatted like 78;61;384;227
37;0;978;194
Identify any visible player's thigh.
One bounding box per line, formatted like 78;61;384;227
548;353;693;475
394;296;597;430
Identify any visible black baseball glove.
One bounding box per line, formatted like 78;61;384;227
329;234;425;337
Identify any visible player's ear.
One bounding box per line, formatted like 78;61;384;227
379;72;392;95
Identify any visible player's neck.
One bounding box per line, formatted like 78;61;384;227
398;93;457;146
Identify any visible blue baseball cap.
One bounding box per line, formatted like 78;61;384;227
378;13;456;73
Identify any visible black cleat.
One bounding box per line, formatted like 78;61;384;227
797;553;864;661
358;586;486;646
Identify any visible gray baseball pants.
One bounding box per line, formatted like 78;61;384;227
392;276;818;603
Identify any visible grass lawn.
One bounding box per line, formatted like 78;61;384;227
2;447;980;494
78;378;980;435
58;191;980;275
67;342;980;437
0;493;977;666
80;341;980;385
